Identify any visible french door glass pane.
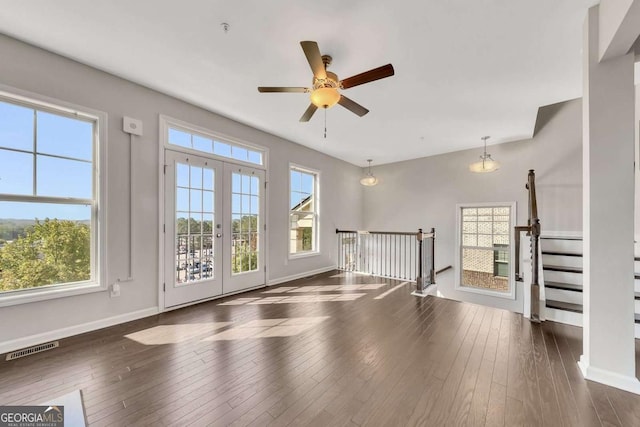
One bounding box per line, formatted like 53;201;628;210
175;162;215;285
231;172;259;275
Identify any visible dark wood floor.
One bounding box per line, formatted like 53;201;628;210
2;271;640;426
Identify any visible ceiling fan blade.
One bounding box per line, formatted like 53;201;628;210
340;64;395;89
258;87;309;93
338;95;369;117
299;104;318;122
300;41;327;80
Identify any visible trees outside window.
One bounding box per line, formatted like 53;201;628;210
0;95;99;297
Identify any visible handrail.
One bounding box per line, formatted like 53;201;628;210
336;228;419;236
436;265;453;275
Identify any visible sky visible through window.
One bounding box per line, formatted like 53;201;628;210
0;100;93;221
290;170;314;210
168;128;263;166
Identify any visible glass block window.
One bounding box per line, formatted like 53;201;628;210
168;127;263;166
460;205;511;293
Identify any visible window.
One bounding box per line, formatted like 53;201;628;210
167;125;263;166
289;166;318;256
457;203;515;298
0;93;102;302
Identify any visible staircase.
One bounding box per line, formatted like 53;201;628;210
541;236;584;326
541;235;640;338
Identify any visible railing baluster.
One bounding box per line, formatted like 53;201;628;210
395;234;398;279
389;235;392;278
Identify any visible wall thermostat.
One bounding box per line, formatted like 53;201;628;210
123;116;143;136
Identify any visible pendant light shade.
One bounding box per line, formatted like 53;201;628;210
360;159;378;186
469;136;500;173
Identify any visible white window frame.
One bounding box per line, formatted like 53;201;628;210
0;85;107;307
454;202;516;300
160;115;268;170
288;163;320;259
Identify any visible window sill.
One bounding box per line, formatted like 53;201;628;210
289;251;320;260
0;282;106;308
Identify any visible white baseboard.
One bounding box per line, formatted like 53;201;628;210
0;307;159;355
540;231;583;239
267;266;337;286
578;355;640;395
411;284;437;298
545;307;583;327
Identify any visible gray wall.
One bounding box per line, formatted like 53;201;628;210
0;35;363;345
362;99;583;312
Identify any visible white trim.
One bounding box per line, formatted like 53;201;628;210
454;202;517;300
288;163;320;257
578;356;640;395
159;115;268;170
412;284;437;298
158;121;166;312
0;282;105;308
267;266;336;286
540;231;583;239
0;84;108;305
0;307;159;355
545;308;583;327
288;251;322;260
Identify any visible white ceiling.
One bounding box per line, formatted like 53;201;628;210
0;0;597;166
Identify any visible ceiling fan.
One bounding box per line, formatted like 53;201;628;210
258;41;395;122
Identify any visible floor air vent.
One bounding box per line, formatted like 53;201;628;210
6;341;59;361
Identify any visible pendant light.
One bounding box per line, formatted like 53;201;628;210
469;136;500;173
360;159;378;186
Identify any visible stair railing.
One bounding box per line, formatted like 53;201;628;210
335;228;437;292
514;169;542;322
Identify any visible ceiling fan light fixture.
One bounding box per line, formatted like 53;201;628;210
360;159;378;186
310;87;340;108
469;136;500;173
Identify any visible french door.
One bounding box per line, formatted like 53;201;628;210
164;150;265;308
223;163;266;294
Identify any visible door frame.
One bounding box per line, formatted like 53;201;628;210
158;115;269;312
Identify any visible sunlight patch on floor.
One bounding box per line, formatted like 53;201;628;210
202;316;329;341
329;272;370;278
124;322;232;345
219;293;366;306
374;282;410;300
262;284;386;294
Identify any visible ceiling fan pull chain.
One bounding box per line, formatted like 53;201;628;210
324;108;327;139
